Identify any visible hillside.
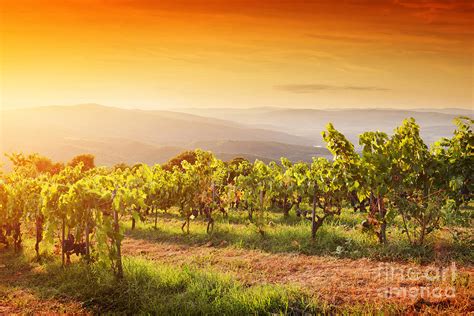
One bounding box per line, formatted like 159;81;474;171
0;104;324;166
1;104;311;145
176;107;471;144
2;104;468;167
9;136;307;166
189;140;330;162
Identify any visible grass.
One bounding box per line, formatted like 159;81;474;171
1;208;472;314
1;246;405;315
1;206;471;314
35;258;304;314
127;207;473;265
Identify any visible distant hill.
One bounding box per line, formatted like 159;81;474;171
3;136;323;167
176;107;472;145
1;104;311;146
189;140;330;162
0;104;324;167
2;104;469;168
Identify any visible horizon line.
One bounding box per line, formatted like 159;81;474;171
2;103;473;113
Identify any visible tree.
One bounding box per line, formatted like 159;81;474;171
6;153;64;176
226;157;251;184
162;150;197;172
68;154;95;171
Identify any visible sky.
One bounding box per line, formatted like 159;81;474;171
1;0;473;110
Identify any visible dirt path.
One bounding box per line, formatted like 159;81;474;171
122;238;473;310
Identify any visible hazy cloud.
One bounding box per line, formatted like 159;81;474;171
393;0;474;22
274;84;390;93
306;34;376;44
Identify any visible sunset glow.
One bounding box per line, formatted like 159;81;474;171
1;0;473;109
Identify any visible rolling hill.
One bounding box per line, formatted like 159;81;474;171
0;104;326;167
175;107;472;144
2;104;469;168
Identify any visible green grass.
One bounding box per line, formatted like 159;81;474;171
128;208;473;265
1;247;403;315
1;205;472;314
35;258;304;314
2;207;471;315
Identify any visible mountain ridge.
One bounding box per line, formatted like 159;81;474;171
1;104;470;168
1;105;324;167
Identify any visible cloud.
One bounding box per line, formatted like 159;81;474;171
393;0;473;11
274;84;390;93
306;34;376;44
393;0;474;22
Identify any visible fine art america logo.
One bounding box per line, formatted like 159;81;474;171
376;262;457;300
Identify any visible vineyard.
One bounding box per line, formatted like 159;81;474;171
0;117;473;314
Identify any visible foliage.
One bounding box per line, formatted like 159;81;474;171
0;116;472;278
432;117;473;224
388;118;451;245
68;154;95;171
162;150;197;171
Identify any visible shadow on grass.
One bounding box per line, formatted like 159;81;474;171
148;207;364;229
126;219;473;264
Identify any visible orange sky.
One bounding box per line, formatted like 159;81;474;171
1;0;473;109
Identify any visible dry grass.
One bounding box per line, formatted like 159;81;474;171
0;287;87;315
0;260;87;315
122;237;474;313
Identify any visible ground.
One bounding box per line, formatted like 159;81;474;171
0;208;472;314
0;254;87;314
121;237;473;311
